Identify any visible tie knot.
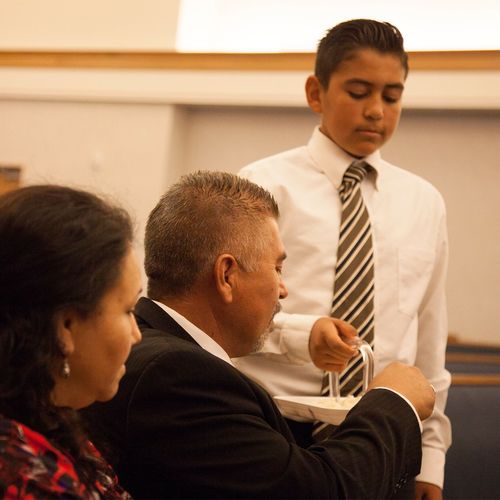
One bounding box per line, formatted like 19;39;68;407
344;161;369;184
340;161;369;200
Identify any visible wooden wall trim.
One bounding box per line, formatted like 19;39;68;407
0;50;499;71
447;337;500;350
446;352;500;364
452;374;500;385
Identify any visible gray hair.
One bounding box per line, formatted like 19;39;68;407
145;170;279;299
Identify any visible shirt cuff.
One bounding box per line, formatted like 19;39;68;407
373;387;423;433
276;313;321;363
416;445;446;489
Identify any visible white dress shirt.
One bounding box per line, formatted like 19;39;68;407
234;126;451;488
153;300;234;366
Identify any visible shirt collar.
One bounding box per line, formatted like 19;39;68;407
152;300;234;366
307;126;381;190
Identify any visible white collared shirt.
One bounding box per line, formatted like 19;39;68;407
153;300;234;366
234;126;451;487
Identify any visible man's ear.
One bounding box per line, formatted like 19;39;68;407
54;309;76;356
305;75;323;114
213;253;240;304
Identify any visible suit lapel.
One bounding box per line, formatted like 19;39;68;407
134;298;295;440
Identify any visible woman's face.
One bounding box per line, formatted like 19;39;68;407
53;248;142;409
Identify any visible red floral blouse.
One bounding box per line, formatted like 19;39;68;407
0;415;131;499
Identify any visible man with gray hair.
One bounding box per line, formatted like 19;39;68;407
84;170;435;499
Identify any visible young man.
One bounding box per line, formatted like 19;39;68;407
83;171;435;499
236;19;451;499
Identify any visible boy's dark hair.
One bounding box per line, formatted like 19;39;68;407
315;18;409;88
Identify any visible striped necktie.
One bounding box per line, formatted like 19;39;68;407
313;160;375;439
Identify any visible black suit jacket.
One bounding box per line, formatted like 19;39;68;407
84;297;421;499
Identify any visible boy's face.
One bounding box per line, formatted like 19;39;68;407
306;48;406;158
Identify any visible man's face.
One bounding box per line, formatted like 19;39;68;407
307;48;405;158
230;218;287;357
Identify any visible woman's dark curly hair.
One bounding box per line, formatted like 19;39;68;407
0;184;133;483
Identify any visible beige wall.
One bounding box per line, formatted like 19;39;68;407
0;99;177;285
385;109;500;344
0;0;181;50
1;0;499;345
180;105;500;345
2;95;498;344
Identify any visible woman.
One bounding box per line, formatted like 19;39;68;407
0;185;142;498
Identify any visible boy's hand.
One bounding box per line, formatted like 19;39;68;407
309;317;358;371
